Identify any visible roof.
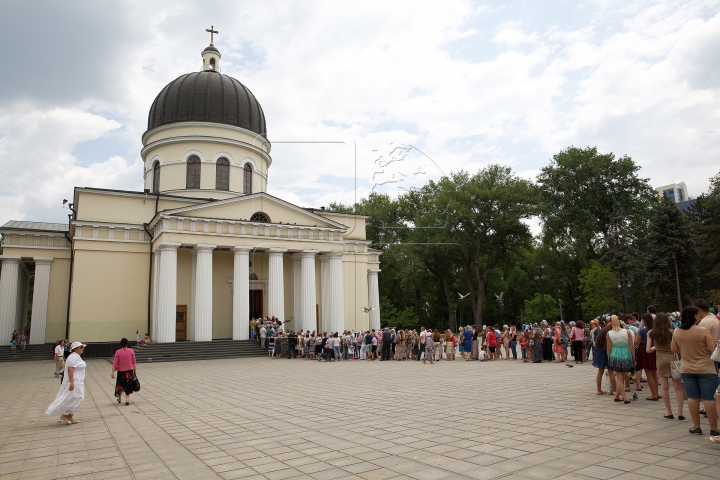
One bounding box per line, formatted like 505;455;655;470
1;221;69;232
146;71;267;138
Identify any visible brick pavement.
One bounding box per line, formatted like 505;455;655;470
0;356;718;480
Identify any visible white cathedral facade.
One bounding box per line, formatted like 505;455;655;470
0;42;381;344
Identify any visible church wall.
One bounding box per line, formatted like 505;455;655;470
342;254;370;332
318;213;368;241
179;200;338;230
211;250;233;339
75;191;157;225
68;242;149;342
0;246;71;343
176;248;192;338
144;124;271;156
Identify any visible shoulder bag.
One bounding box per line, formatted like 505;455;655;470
670;356;682;381
710;340;720;362
132;373;141;392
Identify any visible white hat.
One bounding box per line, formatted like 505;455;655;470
70;341;86;351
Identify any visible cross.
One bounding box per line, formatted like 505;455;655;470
206;26;218;46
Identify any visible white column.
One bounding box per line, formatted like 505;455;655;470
29;257;53;344
300;250;318;332
267;248;287;319
367;268;381;331
0;256;21;344
193;244;216;342
329;253;345;333
320;255;331;333
156;242;180;343
291;254;301;327
188;249;197;341
152;249;161;340
19;269;29;333
233;246;252;340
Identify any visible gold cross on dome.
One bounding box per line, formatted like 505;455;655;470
206;26;218;46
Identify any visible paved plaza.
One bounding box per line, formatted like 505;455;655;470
1;356;719;480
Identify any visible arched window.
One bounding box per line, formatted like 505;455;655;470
216;158;230;190
209;58;216;70
186;155;201;189
152;161;161;193
250;212;270;223
243;163;252;194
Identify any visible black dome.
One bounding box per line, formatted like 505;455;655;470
146;71;267;138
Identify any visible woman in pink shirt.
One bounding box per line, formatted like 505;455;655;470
111;338;137;405
571;320;586;364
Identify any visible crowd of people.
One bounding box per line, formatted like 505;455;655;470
9;328;29;353
251;300;720;444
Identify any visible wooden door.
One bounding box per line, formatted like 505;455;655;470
176;305;187;341
249;290;263;319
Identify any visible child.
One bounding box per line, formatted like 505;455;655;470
268;335;275;357
348;342;355;361
10;338;17;353
518;332;529;362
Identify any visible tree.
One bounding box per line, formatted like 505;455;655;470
523;293;559;324
690;170;720;303
645;196;700;311
537;146;655;318
578;260;622;317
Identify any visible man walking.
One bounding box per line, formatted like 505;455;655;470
418;327;426;361
54;340;65;377
260;323;267;349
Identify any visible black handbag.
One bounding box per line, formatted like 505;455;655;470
132;374;141;392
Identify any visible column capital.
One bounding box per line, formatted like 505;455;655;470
0;255;21;262
195;244;217;252
157;242;181;252
323;252;345;259
268;248;287;255
367;268;381;274
233;246;253;253
33;257;54;265
300;250;319;259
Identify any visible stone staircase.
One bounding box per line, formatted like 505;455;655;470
132;339;266;363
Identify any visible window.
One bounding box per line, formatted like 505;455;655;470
152;161;160;193
186;156;201;189
250;212;270;223
243;163;253;194
210;58;216;69
216;158;230;190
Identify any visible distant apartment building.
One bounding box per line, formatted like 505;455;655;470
655;182;695;212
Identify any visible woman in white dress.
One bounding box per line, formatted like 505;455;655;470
45;342;86;425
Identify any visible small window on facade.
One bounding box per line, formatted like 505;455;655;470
243;163;253;194
250;212;270;223
216;158;230;190
152;161;161;193
186;156;201;189
210;58;216;69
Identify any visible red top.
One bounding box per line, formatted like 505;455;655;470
486;331;497;347
113;347;137;371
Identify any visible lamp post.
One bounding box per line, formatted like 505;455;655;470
617;275;631;314
535;265;546;322
558;298;563;323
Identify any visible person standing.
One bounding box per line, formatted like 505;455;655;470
249;319;256;340
418;327;426;361
531;324;543;363
111;338;137;405
671;306;719;437
381;328;392;361
648;312;685;420
423;329;435;364
509;326;518;360
636;314;659;400
260;323;267;349
571;321;585;364
54;340;65;378
287;331;297;359
46;342;86;424
462;326;473;360
607;315;634;404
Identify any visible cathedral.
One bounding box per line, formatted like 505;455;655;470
0;38;381;344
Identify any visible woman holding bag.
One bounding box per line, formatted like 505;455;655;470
671;306;718;436
648;312;685;420
112;338;137;406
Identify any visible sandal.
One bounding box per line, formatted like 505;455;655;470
125;401;129;405
678;415;686;420
664;414;674;419
689;427;703;435
707;435;720;444
624;400;631;404
614;398;623;402
645;397;660;401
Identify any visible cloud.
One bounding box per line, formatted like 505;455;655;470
1;0;719;228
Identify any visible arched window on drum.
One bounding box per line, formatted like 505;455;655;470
243;163;252;194
216;158;230;191
186;155;201;189
152;160;161;193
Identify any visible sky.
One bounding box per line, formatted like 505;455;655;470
0;0;719;228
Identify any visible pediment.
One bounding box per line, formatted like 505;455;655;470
155;193;347;230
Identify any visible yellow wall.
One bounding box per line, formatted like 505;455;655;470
68;241;150;342
75;190;198;225
211;250;233;338
343;254;370;332
319;213;368;240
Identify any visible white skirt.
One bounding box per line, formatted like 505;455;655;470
45;380;85;416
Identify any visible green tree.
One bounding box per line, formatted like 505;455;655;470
537;146;655;318
690;171;720;303
578;260;621;317
523;293;559;324
379;297;418;330
645;196;700;311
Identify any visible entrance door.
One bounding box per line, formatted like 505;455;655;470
249;290;263;319
176;305;187;341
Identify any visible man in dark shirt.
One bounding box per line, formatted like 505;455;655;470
381;328;392;361
287;331;297;359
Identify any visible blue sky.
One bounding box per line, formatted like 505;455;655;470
1;0;719;226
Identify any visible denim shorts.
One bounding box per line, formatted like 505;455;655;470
680;373;719;400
